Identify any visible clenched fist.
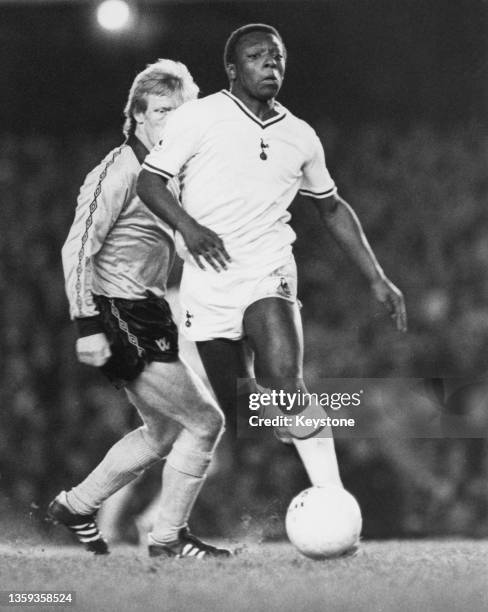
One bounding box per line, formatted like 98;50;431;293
76;333;112;367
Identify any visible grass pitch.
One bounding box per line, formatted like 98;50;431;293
0;538;486;612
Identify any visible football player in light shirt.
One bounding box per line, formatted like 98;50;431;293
137;25;407;493
48;59;230;559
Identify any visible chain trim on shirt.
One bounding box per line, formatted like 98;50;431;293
75;146;125;316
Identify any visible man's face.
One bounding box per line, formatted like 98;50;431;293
229;31;286;101
134;93;181;148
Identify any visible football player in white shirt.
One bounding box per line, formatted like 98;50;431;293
137;25;407;496
48;59;230;559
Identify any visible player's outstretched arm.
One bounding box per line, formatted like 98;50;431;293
312;193;407;332
137;169;230;272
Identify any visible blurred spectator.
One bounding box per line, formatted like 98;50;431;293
1;124;487;537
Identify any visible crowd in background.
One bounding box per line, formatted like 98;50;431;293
1;122;487;539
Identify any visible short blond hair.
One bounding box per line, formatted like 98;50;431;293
123;58;199;137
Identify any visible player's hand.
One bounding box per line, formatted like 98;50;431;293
76;333;112;367
177;217;231;272
371;276;407;332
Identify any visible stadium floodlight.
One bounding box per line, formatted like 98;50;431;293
96;0;131;32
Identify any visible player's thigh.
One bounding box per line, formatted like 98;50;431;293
127;358;223;434
243;297;304;381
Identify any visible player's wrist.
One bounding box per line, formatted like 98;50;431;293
175;214;197;232
75;315;105;338
368;269;387;288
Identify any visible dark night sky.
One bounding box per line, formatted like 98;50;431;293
1;0;487;135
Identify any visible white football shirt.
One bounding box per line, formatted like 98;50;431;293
142;90;337;274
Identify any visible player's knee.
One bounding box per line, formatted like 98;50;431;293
206;405;226;439
197;402;225;443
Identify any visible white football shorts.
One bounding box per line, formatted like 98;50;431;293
179;257;299;341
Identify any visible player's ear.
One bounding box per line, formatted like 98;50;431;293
133;110;145;125
225;63;237;82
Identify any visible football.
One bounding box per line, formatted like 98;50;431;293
285;485;362;559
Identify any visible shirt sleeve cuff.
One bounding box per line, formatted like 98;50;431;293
141;162;174;181
75;316;105;337
299;185;338;199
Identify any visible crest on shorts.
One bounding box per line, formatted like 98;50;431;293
155;337;171;351
277;277;292;298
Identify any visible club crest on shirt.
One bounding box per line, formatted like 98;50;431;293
185;310;194;327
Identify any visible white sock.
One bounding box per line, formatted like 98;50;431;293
66;427;163;515
149;434;213;544
149;464;205;544
293;436;343;487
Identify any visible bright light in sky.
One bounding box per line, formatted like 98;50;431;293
97;0;131;31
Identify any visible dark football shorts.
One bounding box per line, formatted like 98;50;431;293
93;293;178;388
